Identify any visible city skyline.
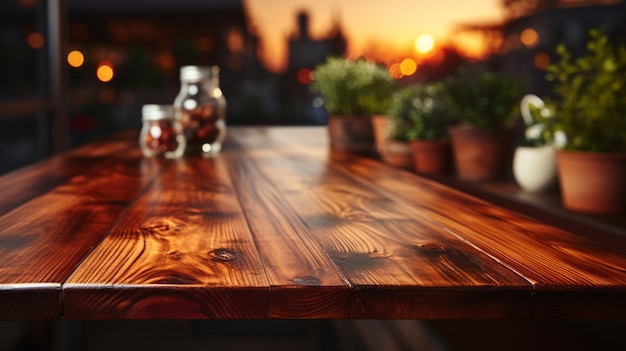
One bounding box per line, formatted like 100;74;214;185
244;0;504;72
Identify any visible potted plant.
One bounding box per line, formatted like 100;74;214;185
512;94;560;193
389;83;451;174
371;108;413;170
441;66;523;181
311;56;394;154
545;29;626;214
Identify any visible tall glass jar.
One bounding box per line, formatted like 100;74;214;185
139;104;186;159
173;65;227;156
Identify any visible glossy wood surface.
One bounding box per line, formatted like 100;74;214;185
1;127;625;320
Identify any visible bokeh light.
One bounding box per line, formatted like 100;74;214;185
67;50;85;68
26;32;44;49
389;63;403;79
534;52;551;70
96;62;114;82
297;68;313;84
400;58;417;76
521;28;539;47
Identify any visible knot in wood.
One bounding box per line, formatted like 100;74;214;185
166;250;184;260
209;248;236;261
417;243;446;254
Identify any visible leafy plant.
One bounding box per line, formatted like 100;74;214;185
387;83;450;141
440;66;523;129
545;29;626;153
310;57;394;115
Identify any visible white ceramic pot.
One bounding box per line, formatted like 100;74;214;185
513;145;558;193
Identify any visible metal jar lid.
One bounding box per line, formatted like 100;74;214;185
141;104;177;121
179;65;220;82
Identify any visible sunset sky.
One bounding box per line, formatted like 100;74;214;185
244;0;505;72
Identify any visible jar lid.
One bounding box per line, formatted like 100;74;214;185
180;65;220;82
141;104;176;121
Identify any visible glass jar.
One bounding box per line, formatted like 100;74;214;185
173;65;227;156
139;104;186;159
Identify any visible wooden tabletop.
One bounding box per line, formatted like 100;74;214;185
1;126;626;320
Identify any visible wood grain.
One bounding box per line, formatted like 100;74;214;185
255;127;626;318
0;146;152;319
323;146;626;317
230;129;533;318
1;126;625;320
0;130;139;215
64;157;270;319
227;155;350;318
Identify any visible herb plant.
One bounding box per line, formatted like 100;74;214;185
546;29;626;153
441;66;522;129
310;57;394;116
388;83;450;141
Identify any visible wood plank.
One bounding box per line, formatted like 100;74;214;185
322;149;626;318
0;130;139;215
229;129;532;319
255;126;626;318
0;147;152;319
227;154;351;318
64;157;270;319
424;175;626;253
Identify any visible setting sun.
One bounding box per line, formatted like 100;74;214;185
415;34;435;54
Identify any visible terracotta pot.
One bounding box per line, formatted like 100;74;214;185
371;115;391;155
448;125;514;182
556;150;626;214
370;115;413;169
327;115;376;154
409;139;450;175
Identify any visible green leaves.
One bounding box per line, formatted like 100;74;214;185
546;29;626;153
310;57;394;115
388;83;450;141
440;66;522;129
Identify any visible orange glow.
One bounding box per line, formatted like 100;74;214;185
521;28;539;47
245;0;504;73
67;50;85;68
428;49;446;66
534;52;551;70
227;27;244;53
157;52;176;71
96;62;114;82
389;63;403;79
415;34;435;54
296;68;313;84
400;58;417;76
27;32;44;49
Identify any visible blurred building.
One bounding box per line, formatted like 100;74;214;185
458;0;626;94
64;0;272;130
282;10;348;125
0;0;277;174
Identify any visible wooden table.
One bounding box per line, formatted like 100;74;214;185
1;126;625;320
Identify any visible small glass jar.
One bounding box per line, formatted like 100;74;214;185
139;104;186;159
173;65;227;156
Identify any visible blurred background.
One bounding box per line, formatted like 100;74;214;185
1;0;626;174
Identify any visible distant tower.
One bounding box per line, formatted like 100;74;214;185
327;11;347;57
297;10;310;40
